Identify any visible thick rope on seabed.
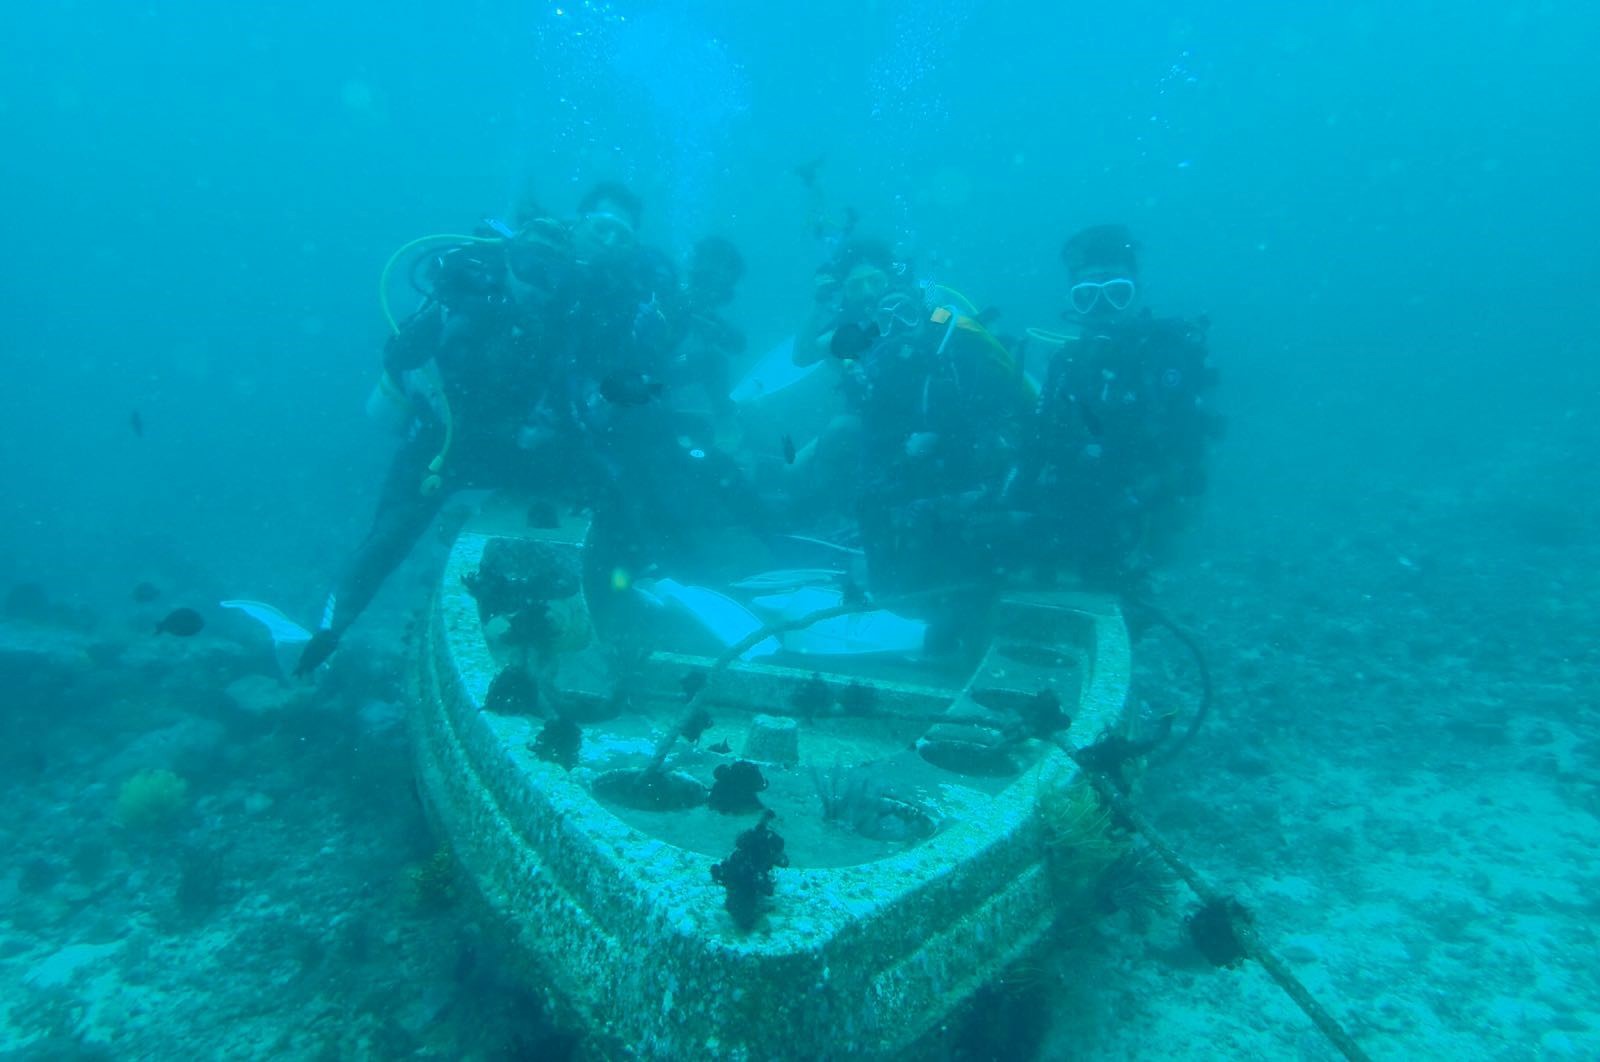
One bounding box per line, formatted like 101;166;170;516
1057;736;1372;1062
640;586;1368;1059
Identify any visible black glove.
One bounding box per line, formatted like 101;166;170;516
295;629;341;677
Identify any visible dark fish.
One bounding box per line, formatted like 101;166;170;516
132;582;162;604
130;411;144;437
154;607;204;637
708;739;732;755
599;372;664;406
781;433;796;465
830;322;875;360
680;671;707;703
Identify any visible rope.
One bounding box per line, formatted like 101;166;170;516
1058;736;1372;1062
1123;599;1213;764
633;581;1368;1059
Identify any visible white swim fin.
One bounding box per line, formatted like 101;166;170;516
221;599;312;677
637;578;780;660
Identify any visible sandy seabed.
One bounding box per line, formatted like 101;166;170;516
2;461;1596;1061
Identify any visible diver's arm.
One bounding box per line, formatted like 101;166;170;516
795;280;843;367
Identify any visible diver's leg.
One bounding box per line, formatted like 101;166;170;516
296;439;445;674
785;414;861;518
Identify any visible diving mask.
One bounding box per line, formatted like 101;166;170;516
1069;277;1137;315
576;210;637;252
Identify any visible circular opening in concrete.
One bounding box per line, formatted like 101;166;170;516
591;768;708;811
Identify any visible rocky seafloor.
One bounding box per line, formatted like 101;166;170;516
2;445;1596;1060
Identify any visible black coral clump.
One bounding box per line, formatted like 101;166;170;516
710;810;788;930
707;760;767;813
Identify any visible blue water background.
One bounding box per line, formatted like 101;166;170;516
1;0;1595;630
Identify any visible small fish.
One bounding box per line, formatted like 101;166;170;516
680;671;707;703
708;738;732;755
129;411;144;437
131;582;162;604
599;372;664;407
154;607;204;637
781;433;796;465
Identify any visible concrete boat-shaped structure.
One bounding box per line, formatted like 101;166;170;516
411;503;1132;1058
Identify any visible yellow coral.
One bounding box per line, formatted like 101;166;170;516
1036;767;1128;904
117;768;189;830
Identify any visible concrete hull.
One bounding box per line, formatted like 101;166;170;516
410;509;1131;1059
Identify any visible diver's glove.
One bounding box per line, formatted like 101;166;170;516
295;628;341;677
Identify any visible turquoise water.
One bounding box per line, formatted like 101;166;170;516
2;2;1598;1058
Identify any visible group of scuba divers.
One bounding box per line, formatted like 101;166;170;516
294;180;1221;676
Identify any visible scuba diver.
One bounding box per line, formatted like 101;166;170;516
296;183;692;675
1014;224;1222;589
822;244;1035;656
776;239;924;524
797;238;921;368
556;200;770;580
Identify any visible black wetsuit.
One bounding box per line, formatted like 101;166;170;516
850;309;1032;650
297;244;677;673
1020;312;1219;585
